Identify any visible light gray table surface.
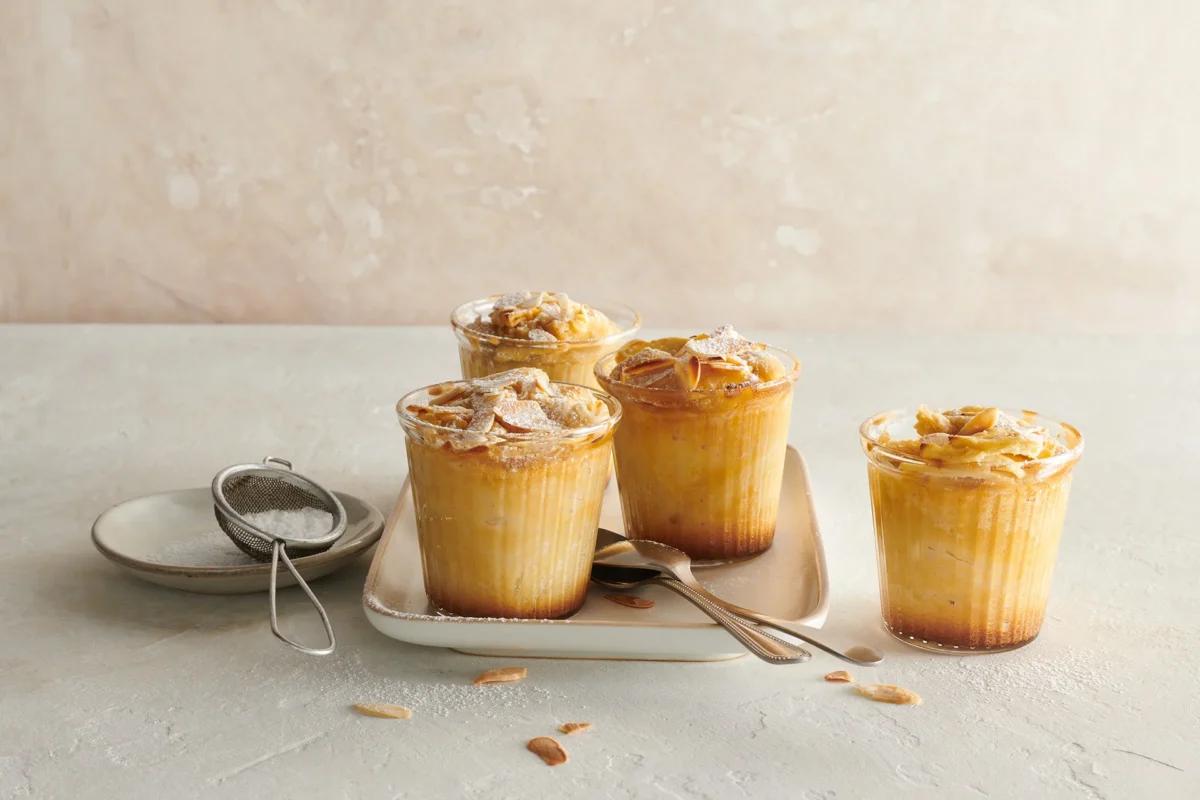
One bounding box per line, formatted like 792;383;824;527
1;325;1196;799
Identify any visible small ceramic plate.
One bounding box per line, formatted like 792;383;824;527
92;488;385;594
363;446;828;661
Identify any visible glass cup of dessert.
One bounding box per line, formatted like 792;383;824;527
397;368;620;619
451;291;640;389
860;406;1084;653
595;326;801;561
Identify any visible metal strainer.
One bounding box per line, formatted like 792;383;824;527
212;456;347;655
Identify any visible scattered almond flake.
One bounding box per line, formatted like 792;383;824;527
603;594;655;609
527;736;568;766
854;683;922;705
351;703;413;719
824;670;853;683
472;666;528;686
558;722;592;735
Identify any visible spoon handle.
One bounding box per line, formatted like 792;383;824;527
652;578;811;664
671;574;881;666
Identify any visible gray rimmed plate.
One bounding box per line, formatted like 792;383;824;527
92;488;384;594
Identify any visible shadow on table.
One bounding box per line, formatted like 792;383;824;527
42;551;376;636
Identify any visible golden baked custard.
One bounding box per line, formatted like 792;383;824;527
861;406;1083;652
451;292;639;389
597;326;800;560
398;368;619;618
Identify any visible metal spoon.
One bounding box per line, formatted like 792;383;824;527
594;529;884;666
590;563;810;664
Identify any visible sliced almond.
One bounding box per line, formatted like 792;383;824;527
823;670;853;683
603;594;655;609
527;736;568;766
472;666;528;686
958;407;1000;436
493;399;559;433
426;384;469;406
405;403;474;428
351;703;413;719
622;356;675;378
674;356;701;391
558;722;592;735
914;405;953;435
854;683;922;705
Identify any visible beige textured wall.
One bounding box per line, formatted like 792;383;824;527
1;1;1197;332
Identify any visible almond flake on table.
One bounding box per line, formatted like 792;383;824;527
527;736;568;766
351;703;413;719
823;670;853;683
558;722;592;735
854;683;922;705
472;666;528;685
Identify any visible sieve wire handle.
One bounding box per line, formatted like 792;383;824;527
263;456;294;471
269;540;336;656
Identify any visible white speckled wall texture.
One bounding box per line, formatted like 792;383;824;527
1;1;1197;331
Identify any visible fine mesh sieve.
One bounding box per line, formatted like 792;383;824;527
212;456;347;655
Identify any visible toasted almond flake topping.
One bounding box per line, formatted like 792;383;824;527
472;666;528;686
610;327;784;391
854;683;922;705
493;398;559;433
558;722;592;735
621;355;675;377
957;406;1000;436
603;594;655;609
674;356;701;391
527;736;568;766
823;670;853;683
352;703;413;719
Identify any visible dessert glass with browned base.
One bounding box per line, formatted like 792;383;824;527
452;297;640;389
398;383;619;619
861;410;1084;652
596;348;799;561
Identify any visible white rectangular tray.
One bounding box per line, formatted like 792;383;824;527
362;446;828;661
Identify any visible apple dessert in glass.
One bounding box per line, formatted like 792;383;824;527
397;368;620;619
595;326;801;560
860;406;1084;652
451;291;640;388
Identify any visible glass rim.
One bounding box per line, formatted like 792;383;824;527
450;295;642;349
396;379;622;442
858;407;1085;471
593;345;801;397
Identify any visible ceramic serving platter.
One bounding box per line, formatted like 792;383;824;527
363;446;828;661
92;488;385;594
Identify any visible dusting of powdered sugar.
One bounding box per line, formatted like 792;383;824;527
146;508;335;567
147;530;259;567
241;507;335;539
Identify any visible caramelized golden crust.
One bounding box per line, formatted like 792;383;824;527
469;291;618;343
608;326;786;391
